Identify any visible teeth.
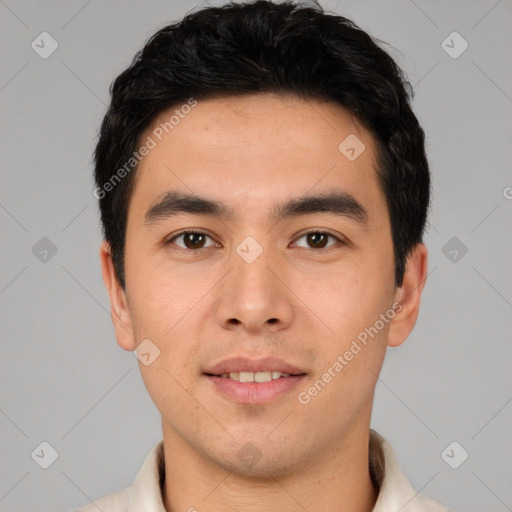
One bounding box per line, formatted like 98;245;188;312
239;371;254;382
255;371;272;382
217;371;292;382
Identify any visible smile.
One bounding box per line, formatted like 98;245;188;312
216;371;291;382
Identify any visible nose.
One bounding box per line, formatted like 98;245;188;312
215;245;294;334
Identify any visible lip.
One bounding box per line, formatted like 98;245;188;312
203;356;307;405
204;356;306;376
205;374;306;405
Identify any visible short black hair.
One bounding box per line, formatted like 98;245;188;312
94;0;430;291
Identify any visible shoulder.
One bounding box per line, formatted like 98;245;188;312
370;429;452;512
401;492;452;512
73;439;165;512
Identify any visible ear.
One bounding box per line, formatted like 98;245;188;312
387;243;428;348
99;240;136;351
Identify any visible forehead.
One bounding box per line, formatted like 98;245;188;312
129;93;385;225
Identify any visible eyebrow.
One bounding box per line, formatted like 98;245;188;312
144;190;368;226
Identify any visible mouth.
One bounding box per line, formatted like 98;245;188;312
205;370;303;382
203;356;307;405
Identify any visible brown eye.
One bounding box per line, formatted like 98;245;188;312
306;232;329;248
183;233;206;249
292;231;342;250
167;231;217;250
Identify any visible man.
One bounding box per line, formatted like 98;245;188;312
80;0;450;510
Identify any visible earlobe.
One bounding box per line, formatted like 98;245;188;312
99;241;136;351
387;243;428;348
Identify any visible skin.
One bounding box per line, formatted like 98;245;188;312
100;93;428;512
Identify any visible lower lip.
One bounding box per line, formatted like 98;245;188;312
205;374;306;405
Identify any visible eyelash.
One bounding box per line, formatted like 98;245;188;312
165;229;345;253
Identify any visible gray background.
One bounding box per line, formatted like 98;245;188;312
0;0;511;511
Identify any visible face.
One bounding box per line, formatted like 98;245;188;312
101;93;425;477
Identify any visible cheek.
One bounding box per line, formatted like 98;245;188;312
300;287;391;410
302;261;393;404
308;265;392;340
133;290;202;414
127;259;200;334
138;359;197;433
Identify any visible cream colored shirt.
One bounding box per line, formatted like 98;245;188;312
75;429;450;511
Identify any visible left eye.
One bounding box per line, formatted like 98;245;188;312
291;231;342;250
167;231;218;250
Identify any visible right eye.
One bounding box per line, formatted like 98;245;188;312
165;231;220;251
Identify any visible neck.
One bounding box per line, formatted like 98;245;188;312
161;416;379;512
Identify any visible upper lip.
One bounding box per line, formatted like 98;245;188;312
204;356;306;376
